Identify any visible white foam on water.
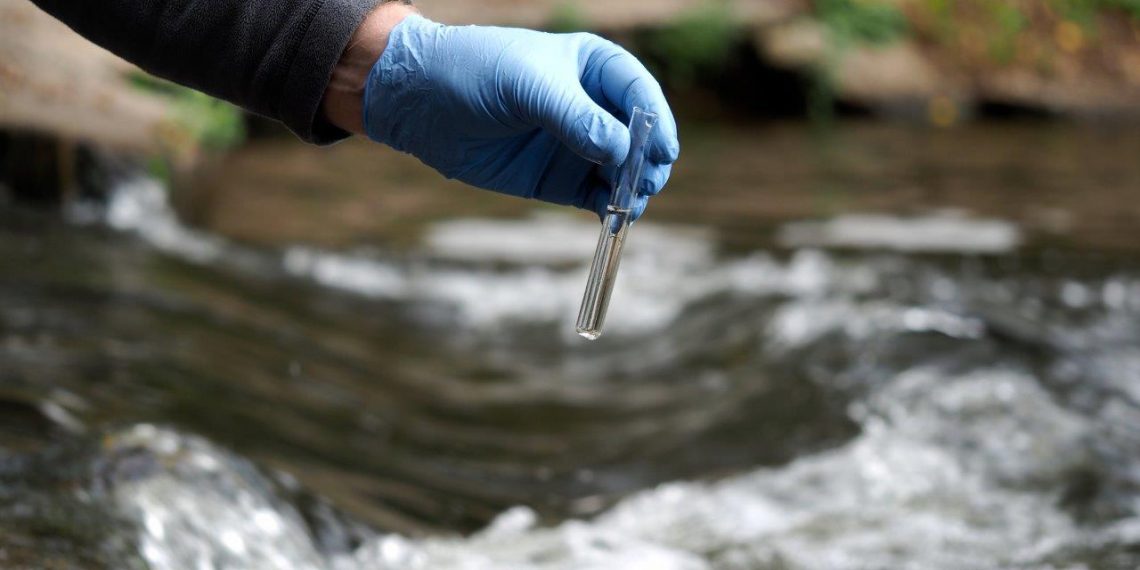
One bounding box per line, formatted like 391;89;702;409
282;216;883;338
65;169;1140;570
94;180;940;339
338;366;1107;570
425;213;715;266
279;246;868;338
95;180;733;337
778;213;1022;253
89;256;1140;570
103;317;1140;570
104;177;226;264
424;214;600;265
767;299;985;350
329;300;1136;570
280;214;721;335
283;247;409;298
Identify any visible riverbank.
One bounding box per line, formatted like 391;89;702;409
0;0;242;203
3;0;1139;205
193;122;1140;255
3;0;1139;148
0;0;170;151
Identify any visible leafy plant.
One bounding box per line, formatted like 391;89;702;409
171;90;245;151
1096;0;1140;19
807;0;908;128
815;0;910;46
644;2;743;86
128;71;245;151
919;0;955;40
547;2;590;33
987;2;1028;63
1051;0;1140;24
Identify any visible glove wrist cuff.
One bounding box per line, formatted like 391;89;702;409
362;14;440;149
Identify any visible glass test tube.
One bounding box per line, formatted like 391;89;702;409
576;107;659;340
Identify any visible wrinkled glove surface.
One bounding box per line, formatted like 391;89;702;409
363;15;680;220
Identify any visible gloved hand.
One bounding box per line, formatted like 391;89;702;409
363;15;679;220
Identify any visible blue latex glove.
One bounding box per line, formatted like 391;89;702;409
363;15;679;220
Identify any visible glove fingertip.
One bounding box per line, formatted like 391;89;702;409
629;195;649;222
637;162;672;197
648;124;680;165
638;177;657;197
659;138;681;164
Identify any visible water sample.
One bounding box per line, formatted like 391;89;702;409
576;108;659;340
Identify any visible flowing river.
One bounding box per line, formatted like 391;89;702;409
1;122;1139;569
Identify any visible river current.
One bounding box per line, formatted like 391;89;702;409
1;123;1139;569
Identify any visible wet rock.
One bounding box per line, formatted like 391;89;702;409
0;425;372;570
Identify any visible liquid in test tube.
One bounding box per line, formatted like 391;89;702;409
576;107;658;340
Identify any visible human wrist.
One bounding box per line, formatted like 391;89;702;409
322;1;417;135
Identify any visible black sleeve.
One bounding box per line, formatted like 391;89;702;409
30;0;382;144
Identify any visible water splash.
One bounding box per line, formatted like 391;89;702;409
336;365;1130;570
13;174;1136;570
64;351;1135;569
104;177;226;263
778;213;1022;254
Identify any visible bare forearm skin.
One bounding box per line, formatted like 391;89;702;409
322;1;418;135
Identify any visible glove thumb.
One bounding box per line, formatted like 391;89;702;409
537;87;630;167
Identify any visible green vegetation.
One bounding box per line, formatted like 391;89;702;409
919;0;954;39
128;72;245;151
1055;0;1140;23
1101;0;1140;18
644;2;743;86
917;0;1019;59
547;2;590;33
169;90;245;151
815;0;909;46
808;0;909;127
987;1;1029;63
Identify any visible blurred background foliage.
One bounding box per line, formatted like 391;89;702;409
642;3;745;86
2;0;1139;204
817;0;909;46
127;71;246;152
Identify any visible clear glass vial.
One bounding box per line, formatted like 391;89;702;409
576;107;658;340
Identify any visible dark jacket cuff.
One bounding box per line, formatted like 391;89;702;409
280;0;381;144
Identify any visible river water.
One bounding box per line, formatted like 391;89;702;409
1;122;1139;569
